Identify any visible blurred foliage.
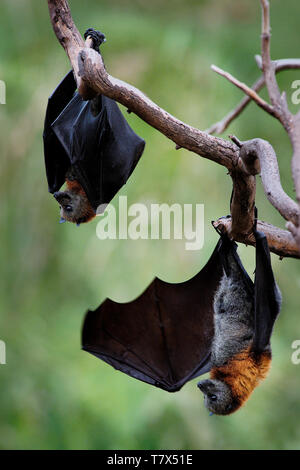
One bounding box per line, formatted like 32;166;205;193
0;0;300;450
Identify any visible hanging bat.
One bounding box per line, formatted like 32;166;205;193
81;225;281;414
197;229;281;415
43;29;145;226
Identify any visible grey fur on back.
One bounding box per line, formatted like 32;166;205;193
211;250;254;367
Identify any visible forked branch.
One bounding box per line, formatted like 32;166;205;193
207;58;300;135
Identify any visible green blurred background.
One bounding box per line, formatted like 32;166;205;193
0;0;300;450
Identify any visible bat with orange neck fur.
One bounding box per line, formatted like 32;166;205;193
43;29;145;227
197;228;281;415
81;220;281;415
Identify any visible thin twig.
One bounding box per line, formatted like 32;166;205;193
211;64;277;118
260;0;292;131
260;0;280;105
207;58;300;135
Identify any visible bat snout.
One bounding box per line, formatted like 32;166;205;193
53;191;71;204
197;379;211;393
197;382;204;392
53;191;62;202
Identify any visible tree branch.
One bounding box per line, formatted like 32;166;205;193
47;0;97;99
260;0;293;133
289;114;300;242
211;65;277;118
260;1;280;106
78;48;240;168
229;169;256;239
207;58;300;135
228;137;299;242
213;217;300;259
239;139;299;226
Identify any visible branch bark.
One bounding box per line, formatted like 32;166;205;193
47;0;98;99
228;137;299;250
229;170;256;239
260;0;293;132
78;48;240;168
213;217;300;259
239;139;299;226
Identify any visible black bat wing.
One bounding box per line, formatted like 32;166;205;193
82;240;225;392
100;95;145;206
43;72;145;211
251;230;282;354
43;71;76;194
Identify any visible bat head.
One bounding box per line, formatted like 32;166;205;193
53;180;96;226
197;379;237;415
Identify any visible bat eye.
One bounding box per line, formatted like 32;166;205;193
208;394;217;401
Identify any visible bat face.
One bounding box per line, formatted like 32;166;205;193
197;379;235;415
53;188;95;225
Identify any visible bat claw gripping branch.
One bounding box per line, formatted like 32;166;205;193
84;28;106;52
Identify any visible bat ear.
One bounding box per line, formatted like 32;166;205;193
59;217;66;224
